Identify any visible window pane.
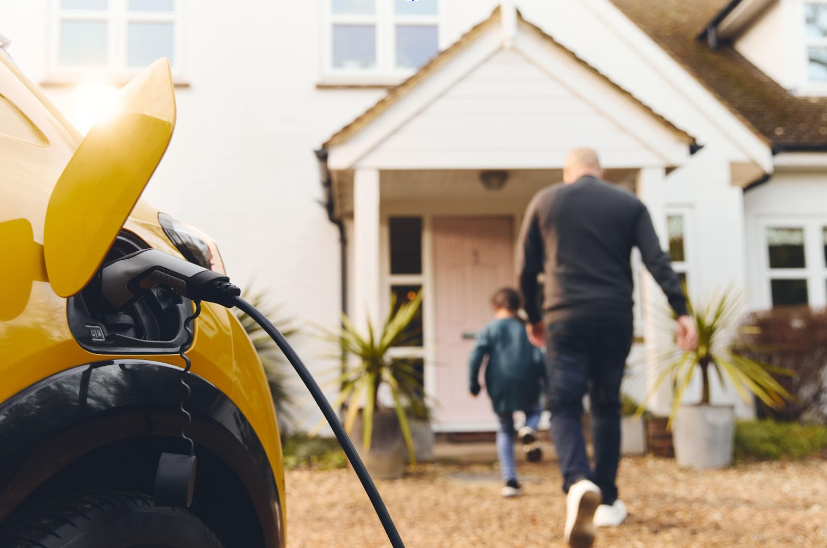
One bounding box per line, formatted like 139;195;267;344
767;227;805;269
128;0;174;11
127;22;175;67
823;227;827;266
394;0;438;15
331;0;375;15
391;285;423;347
805;3;827;38
667;214;685;262
332;25;376;69
809;47;827;83
60;20;108;67
62;0;108;10
390;217;422;274
771;279;809;307
396;25;439;69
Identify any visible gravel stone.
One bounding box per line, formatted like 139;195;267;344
285;456;827;547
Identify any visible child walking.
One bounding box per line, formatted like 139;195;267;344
469;287;546;498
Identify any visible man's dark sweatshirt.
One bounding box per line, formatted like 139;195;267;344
517;175;688;326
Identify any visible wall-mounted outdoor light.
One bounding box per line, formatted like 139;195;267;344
479;170;509;191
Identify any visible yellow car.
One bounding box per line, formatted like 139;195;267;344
0;54;284;547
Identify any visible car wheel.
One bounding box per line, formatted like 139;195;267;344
1;489;225;548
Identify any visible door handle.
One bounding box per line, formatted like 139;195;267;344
462;331;477;340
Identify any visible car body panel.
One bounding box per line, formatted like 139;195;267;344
0;53;286;539
44;58;176;298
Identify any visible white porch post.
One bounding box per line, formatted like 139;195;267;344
353;169;381;334
637;166;673;416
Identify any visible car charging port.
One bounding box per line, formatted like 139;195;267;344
67;232;193;354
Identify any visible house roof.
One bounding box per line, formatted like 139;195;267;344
323;6;694;149
609;0;827;151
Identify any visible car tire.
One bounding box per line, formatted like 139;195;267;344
0;489;225;548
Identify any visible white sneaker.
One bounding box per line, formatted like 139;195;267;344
564;479;602;548
594;500;627;527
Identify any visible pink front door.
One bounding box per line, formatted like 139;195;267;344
433;216;515;429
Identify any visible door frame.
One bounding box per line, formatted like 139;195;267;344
380;205;525;432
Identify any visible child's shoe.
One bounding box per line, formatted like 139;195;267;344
501;479;523;498
518;426;543;462
524;442;543;462
517;425;537;445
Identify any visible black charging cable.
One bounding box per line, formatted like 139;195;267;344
99;249;407;546
232;296;406;548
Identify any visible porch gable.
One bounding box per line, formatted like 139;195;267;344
323;7;696;173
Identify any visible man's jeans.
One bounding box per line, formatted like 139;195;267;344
546;319;633;505
496;408;542;482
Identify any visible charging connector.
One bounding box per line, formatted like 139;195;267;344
100;249;240;310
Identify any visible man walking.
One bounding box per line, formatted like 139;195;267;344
517;148;697;548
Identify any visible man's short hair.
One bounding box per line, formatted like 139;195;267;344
491;287;522;313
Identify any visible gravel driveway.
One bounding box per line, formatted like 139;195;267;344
285;456;827;547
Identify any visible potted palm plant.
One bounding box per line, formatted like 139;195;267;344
637;290;791;469
322;291;424;479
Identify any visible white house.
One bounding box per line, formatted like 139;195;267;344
2;0;826;432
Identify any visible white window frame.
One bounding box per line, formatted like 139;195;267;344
793;0;827;95
321;0;442;85
666;206;696;299
49;0;184;84
759;218;827;308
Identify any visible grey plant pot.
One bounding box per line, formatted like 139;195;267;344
350;409;406;479
673;405;735;469
408;419;434;463
621;416;646;455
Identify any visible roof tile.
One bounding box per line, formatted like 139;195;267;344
609;0;827;149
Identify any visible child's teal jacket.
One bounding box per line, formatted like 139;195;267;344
468;317;546;415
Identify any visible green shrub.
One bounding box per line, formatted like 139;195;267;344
734;420;827;461
282;433;347;470
620;393;642;416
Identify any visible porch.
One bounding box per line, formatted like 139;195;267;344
332;167;670;432
317;5;698;431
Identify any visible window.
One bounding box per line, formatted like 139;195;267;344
390;285;424;347
390;217;423;274
386;216;424;349
667;211;691;294
327;0;440;77
54;0;179;77
805;1;827;83
766;227;810;307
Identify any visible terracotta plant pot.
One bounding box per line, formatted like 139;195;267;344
645;416;674;458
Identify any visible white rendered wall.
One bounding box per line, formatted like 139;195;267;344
735;1;792;90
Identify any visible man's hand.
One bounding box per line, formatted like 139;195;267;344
676;315;698;352
526;322;545;349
